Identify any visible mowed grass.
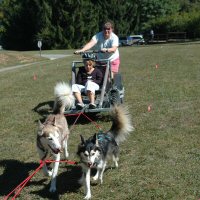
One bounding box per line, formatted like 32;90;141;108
0;42;200;200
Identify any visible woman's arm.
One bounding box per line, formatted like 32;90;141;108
101;45;118;53
75;39;97;53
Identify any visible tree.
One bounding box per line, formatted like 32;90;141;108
1;0;200;50
1;0;53;50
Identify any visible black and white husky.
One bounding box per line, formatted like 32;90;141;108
37;82;74;192
77;105;134;199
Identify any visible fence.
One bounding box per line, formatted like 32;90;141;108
149;32;186;43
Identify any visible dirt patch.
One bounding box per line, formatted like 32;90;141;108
0;53;9;65
16;54;36;63
0;51;40;68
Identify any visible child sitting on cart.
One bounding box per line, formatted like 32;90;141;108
72;53;103;109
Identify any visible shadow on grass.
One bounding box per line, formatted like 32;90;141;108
31;165;82;199
65;113;111;126
0;159;82;199
32;100;54;117
0;159;38;196
32;100;111;126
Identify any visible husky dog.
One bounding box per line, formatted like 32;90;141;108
37;82;74;193
77;105;134;199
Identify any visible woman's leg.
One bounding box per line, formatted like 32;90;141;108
111;58;120;78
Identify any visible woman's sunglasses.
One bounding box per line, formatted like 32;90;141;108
104;27;111;31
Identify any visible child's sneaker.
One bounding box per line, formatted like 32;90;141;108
76;103;85;110
89;103;96;109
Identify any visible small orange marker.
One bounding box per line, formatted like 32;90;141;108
33;74;37;80
148;105;152;112
155;64;159;69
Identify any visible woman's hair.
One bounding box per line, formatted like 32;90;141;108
102;20;114;30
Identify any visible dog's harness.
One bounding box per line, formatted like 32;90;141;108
97;133;112;142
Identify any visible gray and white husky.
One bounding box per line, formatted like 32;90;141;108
77;105;134;199
36;82;74;193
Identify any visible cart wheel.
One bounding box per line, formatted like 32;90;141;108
102;101;110;108
114;73;123;90
110;89;121;105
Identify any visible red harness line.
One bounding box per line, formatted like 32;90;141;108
4;112;101;200
4;160;44;200
4;160;78;200
65;112;102;131
81;112;101;130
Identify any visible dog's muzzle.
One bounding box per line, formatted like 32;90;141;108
48;145;61;154
87;161;98;168
87;162;93;168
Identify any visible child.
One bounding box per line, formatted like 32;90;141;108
72;54;103;109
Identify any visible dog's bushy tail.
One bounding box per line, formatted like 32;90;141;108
109;105;134;144
53;82;74;114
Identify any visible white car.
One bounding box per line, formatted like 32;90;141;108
119;35;145;46
119;36;132;46
129;35;145;45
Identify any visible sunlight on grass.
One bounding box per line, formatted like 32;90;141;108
0;43;200;199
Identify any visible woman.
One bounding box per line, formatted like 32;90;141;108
75;21;120;78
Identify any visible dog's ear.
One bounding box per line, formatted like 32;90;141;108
92;133;99;146
38;120;44;136
38;120;44;129
80;135;85;145
95;133;99;147
52;117;57;127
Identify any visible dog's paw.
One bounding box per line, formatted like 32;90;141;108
43;170;52;177
100;178;103;184
64;150;69;158
84;194;91;199
92;175;98;181
47;169;53;177
78;177;84;185
49;186;56;193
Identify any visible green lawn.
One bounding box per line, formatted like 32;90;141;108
0;42;200;199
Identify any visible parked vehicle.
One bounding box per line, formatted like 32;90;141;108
119;36;132;46
119;35;145;46
129;35;145;45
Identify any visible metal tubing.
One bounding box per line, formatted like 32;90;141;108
99;60;110;108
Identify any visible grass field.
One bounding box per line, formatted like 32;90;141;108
0;42;200;200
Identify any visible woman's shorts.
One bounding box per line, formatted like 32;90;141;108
111;57;120;73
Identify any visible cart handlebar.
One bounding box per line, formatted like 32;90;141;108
74;50;106;55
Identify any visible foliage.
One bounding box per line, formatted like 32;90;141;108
0;0;200;50
149;10;200;38
135;0;180;33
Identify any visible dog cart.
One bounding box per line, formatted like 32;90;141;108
64;52;124;114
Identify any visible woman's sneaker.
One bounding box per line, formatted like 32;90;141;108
89;103;96;109
76;103;85;110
